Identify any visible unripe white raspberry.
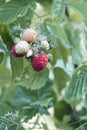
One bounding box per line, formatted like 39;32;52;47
26;49;33;58
41;40;50;50
22;29;37;43
15;41;30;54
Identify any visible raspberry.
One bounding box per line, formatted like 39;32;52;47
41;40;50;50
26;49;33;58
11;44;24;57
22;29;37;43
11;41;29;57
15;40;29;54
31;53;48;71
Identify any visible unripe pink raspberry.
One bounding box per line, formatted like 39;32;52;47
31;53;48;71
11;44;24;57
22;29;37;43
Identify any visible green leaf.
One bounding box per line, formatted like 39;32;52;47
1;84;52;120
64;64;87;106
46;22;69;46
49;41;70;65
52;1;65;22
0;65;11;87
58;40;70;64
72;49;82;65
0;0;6;6
21;106;38;120
0;103;12;116
10;54;23;81
42;123;49;130
49;48;60;66
2;83;53;108
64;23;80;48
39;106;49;115
44;21;70;48
56;115;72;130
70;1;87;21
17;67;49;90
31;97;53;107
2;86;32;107
0;23;14;50
8;126;24;130
0;40;7;52
54;101;72;121
54;67;70;92
64;23;82;64
36;0;53;11
0;0;36;24
31;80;54;107
17;9;34;28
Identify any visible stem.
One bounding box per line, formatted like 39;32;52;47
30;114;40;129
29;8;50;20
29;8;41;19
39;13;50;19
75;122;87;130
60;116;87;129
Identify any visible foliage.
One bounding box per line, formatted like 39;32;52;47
1;0;87;130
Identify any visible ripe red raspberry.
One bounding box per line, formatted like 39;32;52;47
31;53;48;71
11;44;24;57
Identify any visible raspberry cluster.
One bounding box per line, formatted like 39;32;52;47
11;28;52;71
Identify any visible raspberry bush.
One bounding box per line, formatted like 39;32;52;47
1;0;87;130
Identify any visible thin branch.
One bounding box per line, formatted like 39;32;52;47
75;122;87;130
29;7;50;20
